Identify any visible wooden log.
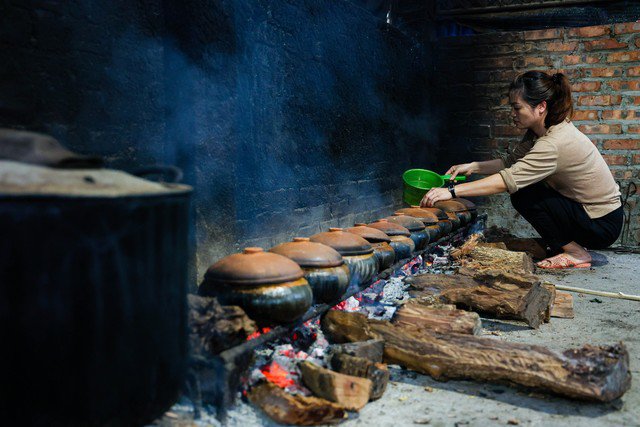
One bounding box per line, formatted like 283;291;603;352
187;294;257;356
393;300;481;335
450;233;481;259
321;310;631;402
331;339;384;363
465;245;535;274
407;274;553;328
248;382;347;425
478;242;508;250
299;361;372;411
551;291;575;319
331;353;389;400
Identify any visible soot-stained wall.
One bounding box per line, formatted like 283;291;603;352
0;0;436;280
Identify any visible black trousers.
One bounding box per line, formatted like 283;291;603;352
510;182;623;254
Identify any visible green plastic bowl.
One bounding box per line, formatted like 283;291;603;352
402;169;466;206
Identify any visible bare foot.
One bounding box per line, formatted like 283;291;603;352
537;241;591;269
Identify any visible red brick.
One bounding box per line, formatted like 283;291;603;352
578;124;622;134
637;38;640;49
634;154;640;165
602;110;639;120
607;51;640;63
628;67;640;77
524;56;551;67
602;154;628;165
493;125;524;136
585;67;622;77
568;25;610;38
545;41;578;52
577;95;622;106
563;55;580;65
608;80;640;91
571;110;599;121
614;22;640;34
571;81;601;92
629;125;640;134
585;55;601;64
603;139;640;149
584;39;628;51
525;28;563;40
634;96;640;105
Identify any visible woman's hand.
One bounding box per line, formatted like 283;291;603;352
420;187;452;207
446;162;476;180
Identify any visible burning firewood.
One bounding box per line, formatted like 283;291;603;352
248;381;347;425
299;361;373;411
330;353;389;400
322;310;631;402
407;273;552;328
392;300;482;335
450;233;481;259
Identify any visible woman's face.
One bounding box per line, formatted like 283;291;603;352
510;92;546;130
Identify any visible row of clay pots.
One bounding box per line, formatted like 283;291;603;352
197;199;476;325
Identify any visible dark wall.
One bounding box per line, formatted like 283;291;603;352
0;0;436;279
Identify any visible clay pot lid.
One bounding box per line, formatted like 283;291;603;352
415;206;448;220
346;224;391;243
452;197;477;210
309;228;374;256
270;238;344;268
393;208;439;225
385;213;425;232
367;219;411;237
434;200;468;213
204;247;304;286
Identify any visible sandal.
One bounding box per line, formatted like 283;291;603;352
536;254;591;269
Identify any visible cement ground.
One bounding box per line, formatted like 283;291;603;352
173;249;640;427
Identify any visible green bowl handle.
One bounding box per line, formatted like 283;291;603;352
441;174;467;182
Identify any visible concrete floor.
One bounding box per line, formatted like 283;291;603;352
217;249;640;427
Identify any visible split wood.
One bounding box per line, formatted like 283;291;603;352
248;382;346;425
299;361;372;411
393;300;482;335
322;310;631;402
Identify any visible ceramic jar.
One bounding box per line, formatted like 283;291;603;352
385;213;430;250
419;207;452;236
347;224;395;272
434;200;472;226
270;238;350;304
394;207;442;243
452;197;478;221
367;219;415;261
199;247;313;325
310;228;379;288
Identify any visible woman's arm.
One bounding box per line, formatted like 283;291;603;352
420;173;507;207
447;159;504;179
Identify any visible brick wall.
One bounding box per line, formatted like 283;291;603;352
435;22;640;246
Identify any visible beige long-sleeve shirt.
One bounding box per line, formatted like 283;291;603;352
498;120;621;219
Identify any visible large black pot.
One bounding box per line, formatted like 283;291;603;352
0;160;192;426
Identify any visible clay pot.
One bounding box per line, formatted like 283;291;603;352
434;200;472;225
394;207;439;226
199;248;313;324
385;213;429;250
425;224;441;242
270;238;350;304
347;224;395;271
415;206;452;235
367;219;415;261
445;211;461;230
310;228;378;288
452;197;478;221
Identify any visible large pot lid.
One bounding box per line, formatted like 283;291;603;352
0;160;191;198
452;198;477;210
270;238;344;268
434;200;468;213
367;219;411;237
415;206;448;220
204;247;304;286
346;224;391;243
385;213;426;231
394;207;439;225
310;228;374;256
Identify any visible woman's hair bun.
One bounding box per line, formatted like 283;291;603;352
552;73;562;84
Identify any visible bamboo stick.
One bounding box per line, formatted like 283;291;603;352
549;283;640;302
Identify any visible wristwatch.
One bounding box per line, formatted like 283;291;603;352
447;182;457;198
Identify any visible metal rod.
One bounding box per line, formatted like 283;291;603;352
552;284;640;302
437;0;605;17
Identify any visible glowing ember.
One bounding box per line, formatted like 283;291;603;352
260;361;295;388
246;327;272;341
